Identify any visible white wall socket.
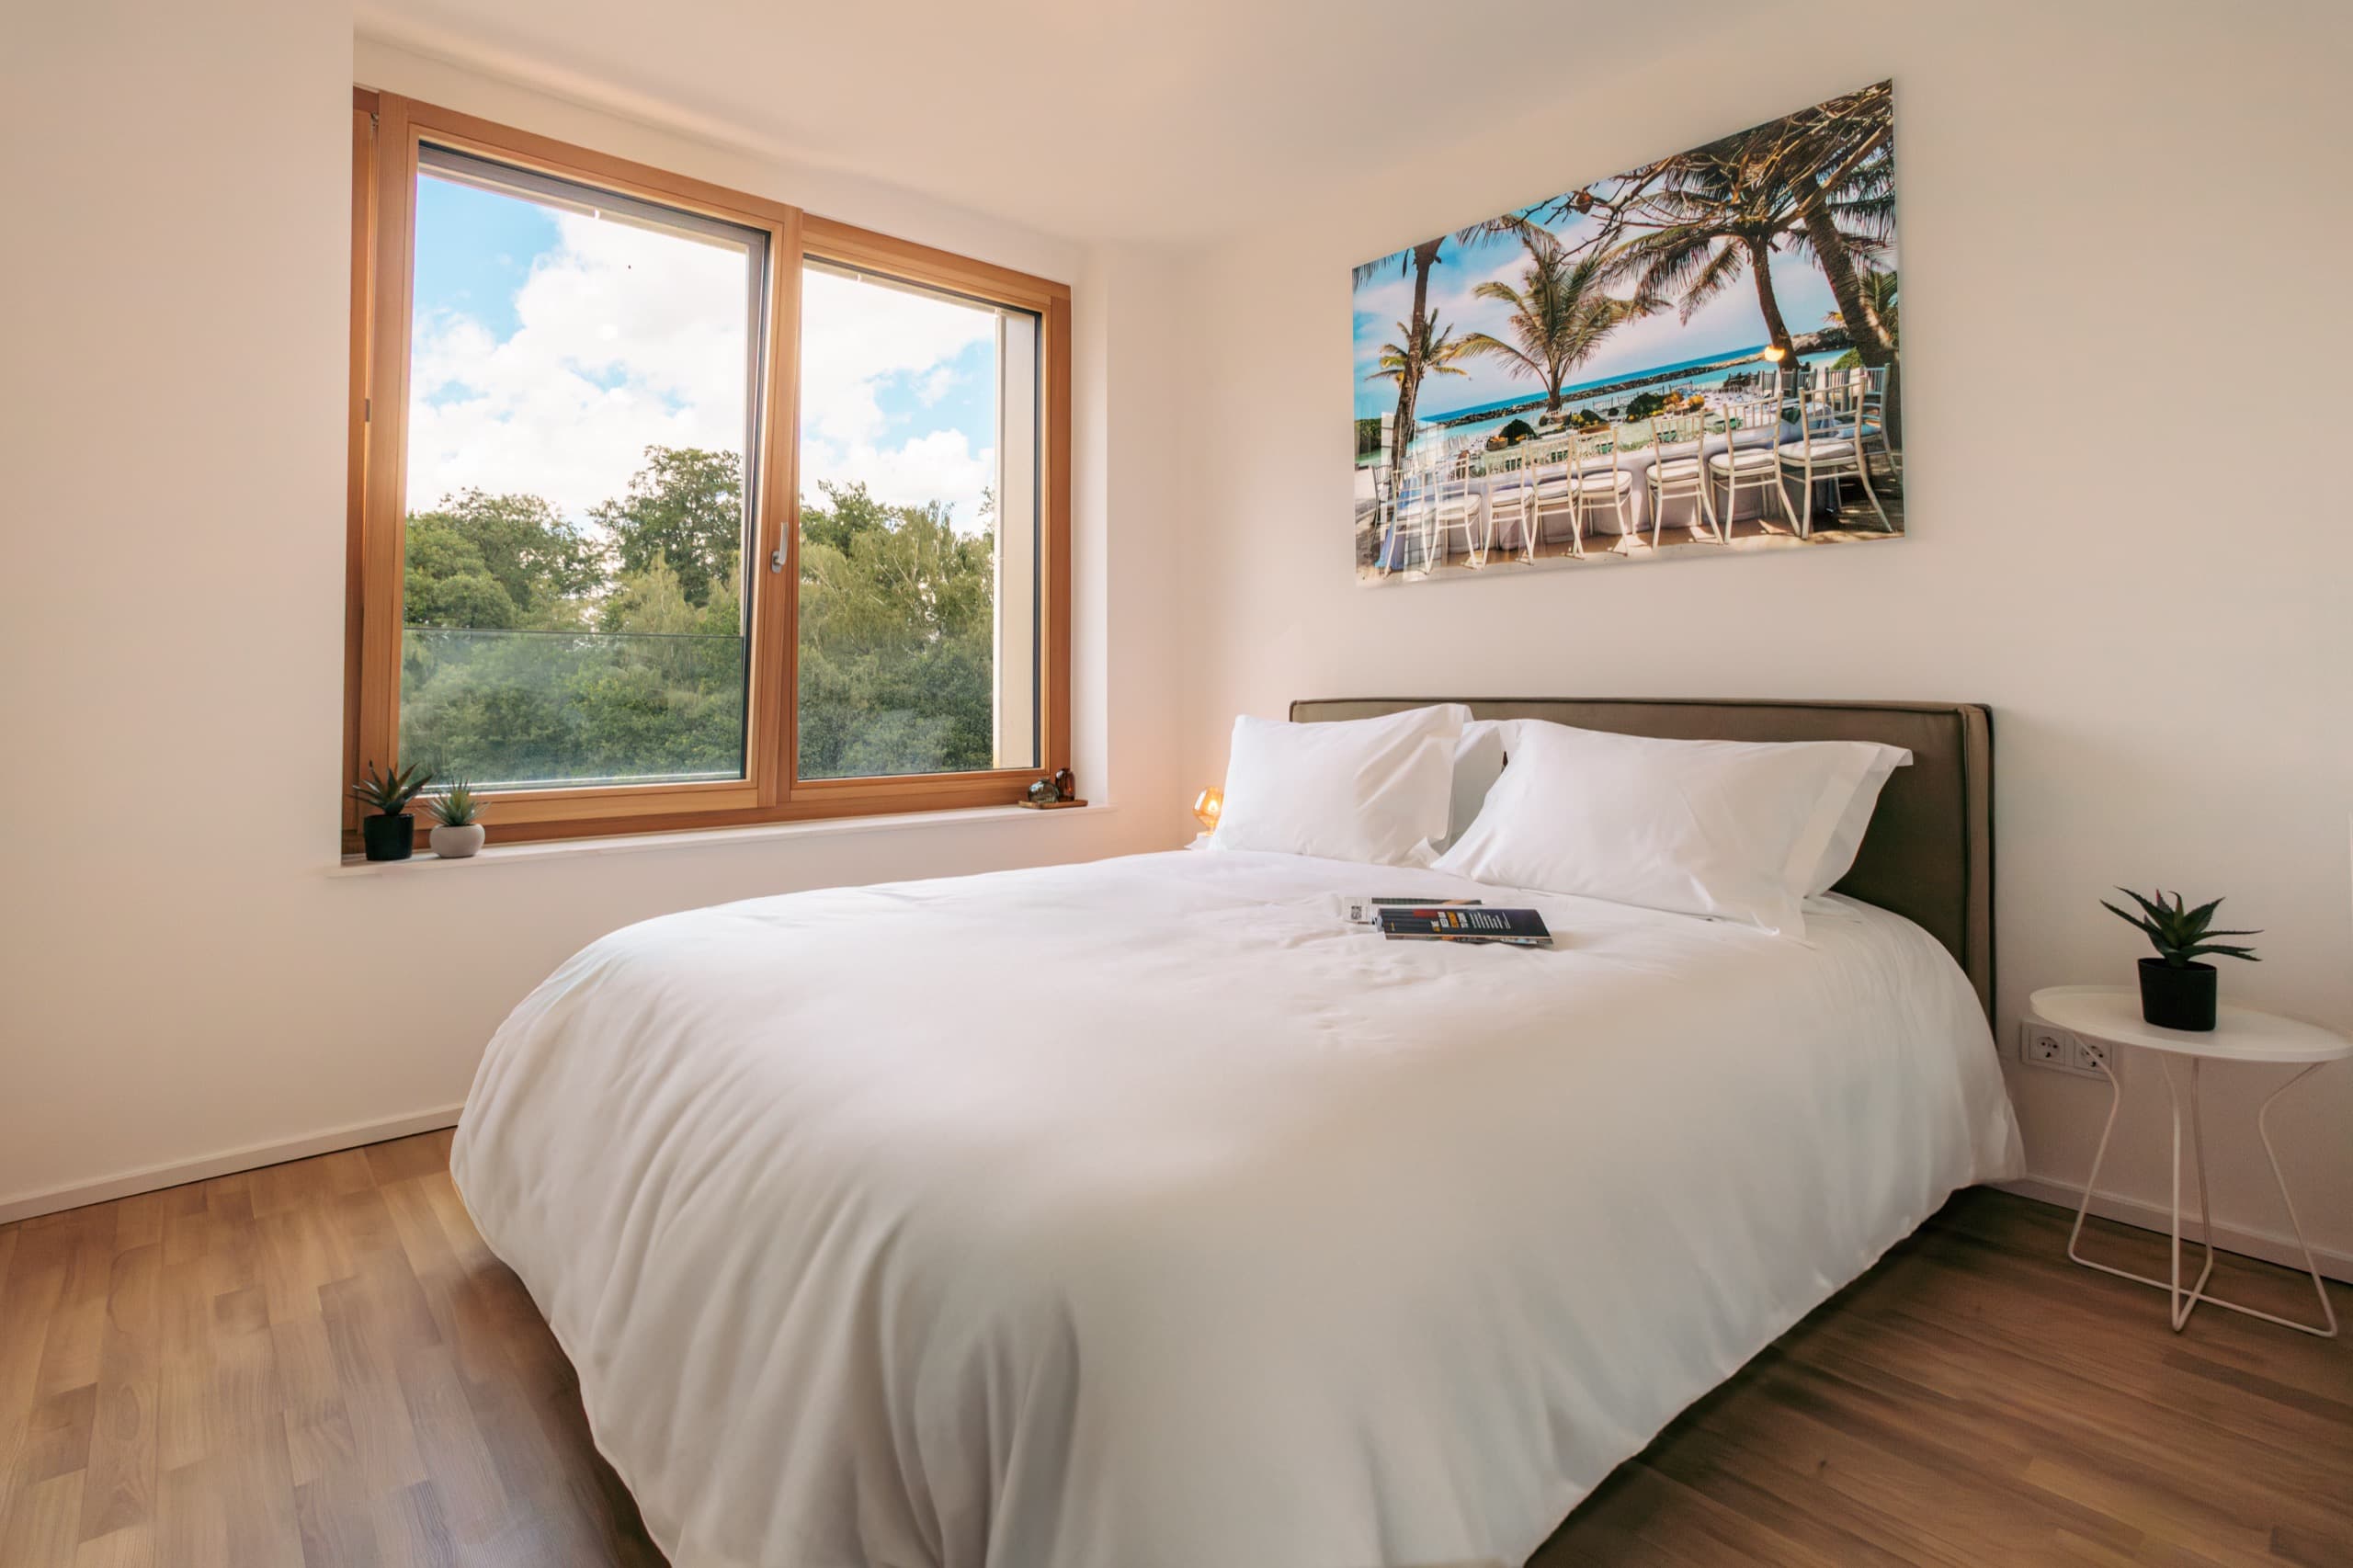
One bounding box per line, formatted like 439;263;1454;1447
2017;1018;2104;1077
2020;1019;2069;1066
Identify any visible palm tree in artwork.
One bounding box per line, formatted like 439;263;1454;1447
1458;235;1654;416
1353;214;1560;483
1596;147;1813;359
1824;266;1897;351
1747;82;1898;369
1354;236;1449;484
1593;88;1893;364
1364;312;1472;465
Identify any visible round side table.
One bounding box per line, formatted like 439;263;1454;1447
2029;984;2347;1337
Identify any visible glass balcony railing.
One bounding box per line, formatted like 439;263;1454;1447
399;626;749;791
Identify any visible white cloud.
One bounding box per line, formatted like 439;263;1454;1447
809;428;997;533
408;215;1007;541
406;211;753;523
799;267;1000;531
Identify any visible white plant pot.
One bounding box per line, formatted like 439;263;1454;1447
429;824;486;859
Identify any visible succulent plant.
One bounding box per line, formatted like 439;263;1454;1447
2100;887;2260;969
425;780;480;828
351;760;433;817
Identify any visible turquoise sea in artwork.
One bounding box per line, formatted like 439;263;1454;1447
1360;348;1850;464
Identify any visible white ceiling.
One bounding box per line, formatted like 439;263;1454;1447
355;0;1573;245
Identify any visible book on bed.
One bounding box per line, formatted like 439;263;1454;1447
1376;906;1553;947
1342;895;1483;925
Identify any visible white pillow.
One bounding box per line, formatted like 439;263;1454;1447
1445;718;1517;850
1806;744;1910;894
1433;721;1911;936
1213;705;1471;866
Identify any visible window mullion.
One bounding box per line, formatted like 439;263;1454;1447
754;210;803;807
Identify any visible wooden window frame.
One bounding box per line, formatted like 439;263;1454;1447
346;89;1074;852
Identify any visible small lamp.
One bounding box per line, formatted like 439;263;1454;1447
1192;788;1223;831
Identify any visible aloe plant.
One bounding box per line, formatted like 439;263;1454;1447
351;760;433;817
2100;887;2260;968
425;780;480;828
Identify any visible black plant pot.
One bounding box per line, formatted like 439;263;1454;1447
2138;958;2216;1031
361;812;415;862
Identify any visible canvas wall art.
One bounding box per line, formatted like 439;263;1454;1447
1353;82;1902;582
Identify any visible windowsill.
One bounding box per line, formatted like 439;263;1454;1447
328;800;1112;876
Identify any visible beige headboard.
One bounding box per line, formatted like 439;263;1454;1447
1289;698;1995;1018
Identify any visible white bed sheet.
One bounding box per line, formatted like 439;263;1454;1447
451;847;2021;1568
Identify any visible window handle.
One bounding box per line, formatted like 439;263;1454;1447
770;545;788;574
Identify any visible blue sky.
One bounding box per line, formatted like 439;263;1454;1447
413;177;551;344
1351;196;1866;423
407;172;1003;533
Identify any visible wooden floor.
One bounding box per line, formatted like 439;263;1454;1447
0;1134;2345;1566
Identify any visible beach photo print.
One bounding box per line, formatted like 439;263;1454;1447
1354;82;1903;583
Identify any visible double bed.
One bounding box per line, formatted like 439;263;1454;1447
451;699;2021;1568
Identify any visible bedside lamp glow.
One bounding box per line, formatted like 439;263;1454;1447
1192;788;1223;831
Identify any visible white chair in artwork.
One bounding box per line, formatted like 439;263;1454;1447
1374;459;1421;579
1773;373;1893;536
1851;364;1897;485
1423;449;1487;569
1479;446;1537;564
1515;428;1628;555
1705;392;1785;536
1553;426;1634;552
1522;436;1577;559
1364;459;1412;574
1643;411;1722;549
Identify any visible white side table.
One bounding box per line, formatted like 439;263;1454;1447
2029;984;2347;1338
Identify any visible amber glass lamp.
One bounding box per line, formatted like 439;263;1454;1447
1192;788;1223;831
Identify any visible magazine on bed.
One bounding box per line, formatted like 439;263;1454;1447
1376;905;1553;948
1342;895;1484;925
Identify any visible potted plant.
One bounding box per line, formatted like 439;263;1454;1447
425;779;486;859
351;760;432;862
2099;886;2260;1031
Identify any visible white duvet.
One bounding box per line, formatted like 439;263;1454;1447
452;848;2021;1568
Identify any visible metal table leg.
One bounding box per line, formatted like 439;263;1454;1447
2066;1053;2339;1337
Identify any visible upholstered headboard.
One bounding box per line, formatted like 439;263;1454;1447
1289;698;1995;1018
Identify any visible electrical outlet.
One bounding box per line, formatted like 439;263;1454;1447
2014;1018;2109;1077
2018;1019;2072;1070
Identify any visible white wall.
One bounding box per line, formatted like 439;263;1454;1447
1174;2;2353;1265
0;6;1189;1214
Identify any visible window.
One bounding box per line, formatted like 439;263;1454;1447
797;261;1040;780
348;92;1070;849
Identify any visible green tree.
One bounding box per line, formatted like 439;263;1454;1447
398;454;1005;791
796;481;996;779
588;446;745;610
403;490;601;630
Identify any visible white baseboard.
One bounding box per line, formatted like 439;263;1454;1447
0;1103;467;1226
2000;1175;2353;1285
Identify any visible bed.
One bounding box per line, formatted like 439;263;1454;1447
451;698;2021;1568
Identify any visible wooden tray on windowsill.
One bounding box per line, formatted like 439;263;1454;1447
1015;798;1088;810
